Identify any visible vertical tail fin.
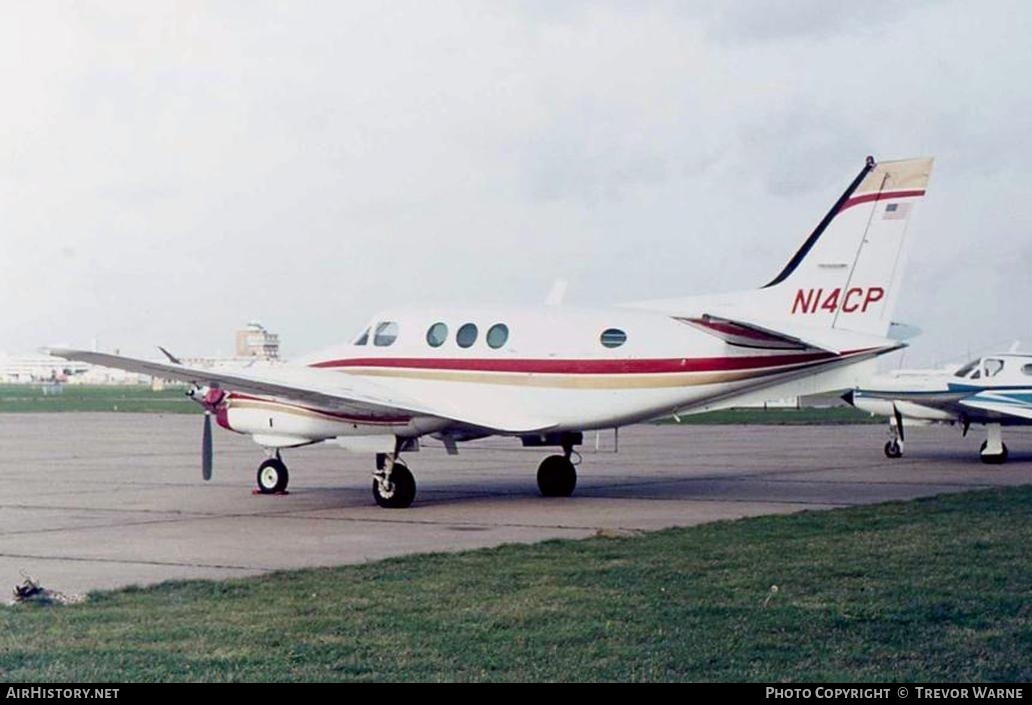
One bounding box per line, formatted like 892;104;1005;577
761;156;934;336
623;156;934;339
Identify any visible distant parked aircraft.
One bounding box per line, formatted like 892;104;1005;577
847;351;1032;464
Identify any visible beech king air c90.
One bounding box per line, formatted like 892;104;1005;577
52;156;934;508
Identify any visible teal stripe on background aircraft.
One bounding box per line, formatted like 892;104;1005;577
847;352;1032;464
52;156;934;507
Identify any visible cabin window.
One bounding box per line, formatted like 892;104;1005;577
486;323;509;349
1022;364;1032;376
374;321;399;346
456;323;478;348
426;322;448;348
354;327;370;346
600;328;627;348
984;358;1005;377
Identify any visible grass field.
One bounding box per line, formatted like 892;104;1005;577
1;486;1027;682
0;384;192;413
0;384;878;423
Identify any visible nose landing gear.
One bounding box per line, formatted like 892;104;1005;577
256;453;289;494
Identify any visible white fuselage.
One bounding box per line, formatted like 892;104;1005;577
217;304;882;446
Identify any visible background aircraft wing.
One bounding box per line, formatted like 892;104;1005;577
48;348;557;434
958;391;1032;422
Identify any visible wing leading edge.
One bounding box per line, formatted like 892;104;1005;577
47;348;557;434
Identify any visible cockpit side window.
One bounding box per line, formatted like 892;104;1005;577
984;358;1005;377
1022;363;1032;376
374;321;399;346
354;327;370;346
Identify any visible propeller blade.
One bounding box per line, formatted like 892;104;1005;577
202;412;213;481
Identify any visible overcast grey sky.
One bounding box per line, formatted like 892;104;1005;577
3;1;1030;365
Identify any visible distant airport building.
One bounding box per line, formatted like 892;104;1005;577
0;353;90;384
235;322;280;360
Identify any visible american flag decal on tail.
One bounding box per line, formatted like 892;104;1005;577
883;202;912;220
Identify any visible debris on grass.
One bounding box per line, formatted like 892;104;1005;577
594;527;644;539
9;574;85;606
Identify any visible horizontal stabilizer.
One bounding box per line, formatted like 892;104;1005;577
682;315;905;356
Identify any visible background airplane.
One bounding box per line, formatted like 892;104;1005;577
52;155;934;508
846;350;1032;464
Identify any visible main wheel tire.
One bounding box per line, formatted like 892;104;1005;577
884;440;903;459
373;462;416;508
256;458;289;494
537;455;577;497
980;442;1009;465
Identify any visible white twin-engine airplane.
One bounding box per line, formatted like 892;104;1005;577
52;156;933;508
846;351;1032;465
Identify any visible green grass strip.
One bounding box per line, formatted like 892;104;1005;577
1;486;1028;682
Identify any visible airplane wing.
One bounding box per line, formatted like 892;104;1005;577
48;348;557;434
958;391;1032;422
682;314;904;355
851;388;969;407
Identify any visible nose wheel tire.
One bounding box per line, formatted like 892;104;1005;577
884;440;903;458
373;462;416;508
537;455;577;497
256;458;289;494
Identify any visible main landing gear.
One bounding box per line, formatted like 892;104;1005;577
882;415;1011;465
536;437;578;498
251;433;588;510
979;423;1008;465
256;453;289;494
372;441;417;508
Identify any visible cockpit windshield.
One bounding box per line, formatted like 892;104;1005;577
954;359;980;378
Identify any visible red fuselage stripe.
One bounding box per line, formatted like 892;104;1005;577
310;351;845;375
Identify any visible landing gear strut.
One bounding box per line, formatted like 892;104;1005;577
537;436;578;497
372;442;417;508
883;403;906;459
256;454;289;494
980;423;1009;465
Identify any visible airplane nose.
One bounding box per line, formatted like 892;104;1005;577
840;390;855;406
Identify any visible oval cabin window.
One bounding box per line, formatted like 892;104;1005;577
600;328;627;348
426;322;448;348
456;323;478;348
486;323;509;349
